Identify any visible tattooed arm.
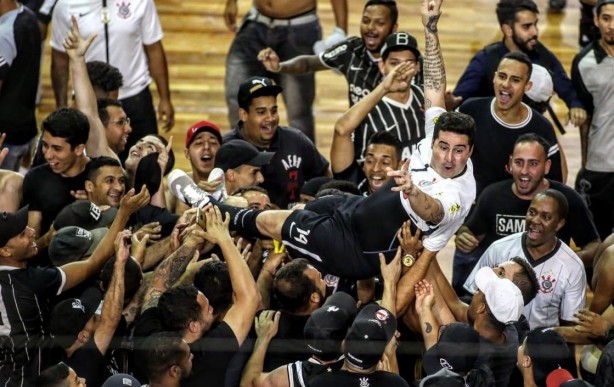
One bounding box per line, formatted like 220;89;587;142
422;0;446;110
415;279;438;350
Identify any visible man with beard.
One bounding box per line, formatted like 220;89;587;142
449;0;586;128
452;133;600;294
258;0;398;110
572;0;614;241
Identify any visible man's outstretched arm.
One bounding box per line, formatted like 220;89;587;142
422;0;446;110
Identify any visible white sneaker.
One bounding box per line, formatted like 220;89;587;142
168;169;211;208
208;167;228;202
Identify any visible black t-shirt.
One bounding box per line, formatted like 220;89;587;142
223;126;329;209
458;97;563;196
184;322;240;387
466;179;599;249
262;312;311;371
288;357;344;387
309;369;409;387
64;339;112;387
477;324;519;387
22;163;89;233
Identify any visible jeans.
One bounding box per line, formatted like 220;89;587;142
225;16;321;140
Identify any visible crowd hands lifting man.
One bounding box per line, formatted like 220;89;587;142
3;0;614;386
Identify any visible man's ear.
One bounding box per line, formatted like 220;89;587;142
0;247;12;258
309;291;321;306
74;143;86;156
502;23;513;38
556;218;566;233
226;169;235;182
188;320;200;334
378;60;386;75
169;364;182;379
77;330;90;344
239;107;249;122
85;180;94;194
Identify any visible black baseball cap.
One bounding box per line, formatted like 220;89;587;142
304;292;357;359
49;287;103;348
49;226;108;266
344;304;397;370
214;139;275;171
380;32;421;60
53;200;117;231
423;322;481;375
237;76;283;110
0;205;29;247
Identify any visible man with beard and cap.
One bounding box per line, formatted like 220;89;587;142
572;0;614;242
258;0;398;112
448;0;586;129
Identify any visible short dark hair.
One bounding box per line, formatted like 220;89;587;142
514;133;550;160
86;156;123;182
100;256;143;303
36;362;70;387
194;260;233;316
140;332;186;382
367;131;402;159
86;61;123;93
509;256;539;305
500;51;533;79
273;258;318;313
534;189;569;220
158;285;201;334
496;0;539;27
318;180;360;196
42;108;90;149
97;98;123;127
230;185;270;197
433;111;476;147
364;0;398;26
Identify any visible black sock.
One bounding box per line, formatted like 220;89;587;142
210;199;267;239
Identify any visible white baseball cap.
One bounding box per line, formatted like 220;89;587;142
526;64;553;103
475;267;524;324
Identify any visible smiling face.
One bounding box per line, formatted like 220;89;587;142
185;131;221;178
360;5;396;54
41;131;85;177
493;58;532;111
124;135;166;173
239;96;279;148
0;226;38;261
86;165;127;207
525;195;565;248
363;143;399;193
430;131;473;179
104;105;132;154
510;141;551;198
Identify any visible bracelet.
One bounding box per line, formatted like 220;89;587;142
402;254;416;267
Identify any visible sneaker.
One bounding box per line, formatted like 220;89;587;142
207;167;228;202
168;169;211;208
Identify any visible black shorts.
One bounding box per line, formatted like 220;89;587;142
280;196;381;279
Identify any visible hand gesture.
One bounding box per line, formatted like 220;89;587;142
157;136;173;171
0;133;8;166
257;48;282;73
130;232;150;265
114;229;132;263
255;310;281;340
414;279;435;313
379;247;402;287
422;0;443;29
136;222;162;241
382;62;415;93
119;185;150;214
63;15;96;59
388;159;415;196
182;223;208;249
397;221;422;256
234;237;252;261
455;228;478;253
223;0;238;32
158;100;175;132
201;206;231;245
574;309;611;338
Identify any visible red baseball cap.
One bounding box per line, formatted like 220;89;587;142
185;120;222;148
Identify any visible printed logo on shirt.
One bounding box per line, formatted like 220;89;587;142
349;84;370;104
116;1;132;19
360;377;370;387
448;203;460;214
281;155;302;170
417;177;437;188
496;214;525;236
539;274;557;294
323;44;348;59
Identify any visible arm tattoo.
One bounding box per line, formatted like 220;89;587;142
424;24;445;95
159;244;196;289
426;16;439;33
142;288;163;310
425;322;433;334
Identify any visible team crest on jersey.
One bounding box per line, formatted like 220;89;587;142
116;1;132;19
540;274;556;293
72;299;86;313
324;274;339;287
418;177;437;188
448;203;460;214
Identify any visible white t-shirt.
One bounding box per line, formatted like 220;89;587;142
401;107;476;252
464;232;586;329
50;0;163;99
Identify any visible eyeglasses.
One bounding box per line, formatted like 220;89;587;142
111;117;131;127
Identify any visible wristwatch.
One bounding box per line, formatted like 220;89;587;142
403;253;416;267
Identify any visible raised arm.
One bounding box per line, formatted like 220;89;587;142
379;248;402;314
61;186;150;291
202;206;260;345
239;310;283;387
422;0;446;110
94;230;130;355
63;16;118;160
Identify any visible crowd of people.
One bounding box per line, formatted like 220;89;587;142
1;0;614;386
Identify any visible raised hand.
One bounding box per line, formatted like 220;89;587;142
379;247;402;287
397;221;423;256
157;135;173;171
414;279;434;313
114;229;133;262
382;62;415;93
255;310;281;340
388;159;415;196
257;48;282;73
119;185;151;214
201;206;231;245
63;15;96;59
422;0;443;29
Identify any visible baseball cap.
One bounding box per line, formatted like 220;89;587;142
49;226;108;266
304;292;357;359
423;322;481;375
54;200;117;231
380;32;421;60
526;64;553;103
475;266;524;324
102;374;142;387
547;368;574;387
214;139;275;171
237;76;283;110
49;287;103;348
185;120;222;148
524;327;570;387
344;304;397;370
0;205;29;247
419;368;466;387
